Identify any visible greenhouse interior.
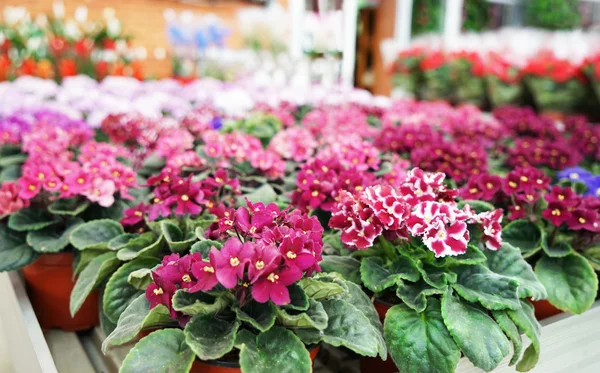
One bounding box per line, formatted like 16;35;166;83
1;0;600;372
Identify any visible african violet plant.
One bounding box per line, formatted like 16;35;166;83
0;115;138;272
101;201;387;373
324;168;546;373
461;166;599;315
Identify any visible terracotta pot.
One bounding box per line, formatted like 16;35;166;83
22;252;99;331
189;346;320;373
531;299;562;320
361;299;397;373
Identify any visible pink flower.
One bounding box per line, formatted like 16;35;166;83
146;272;178;317
83;178;116;207
18;177;42;200
189;257;219;293
0;182;30;215
248;243;281;282
477;209;503;250
542;202;571;227
279;236;316;271
211;238;254;288
121;203;148;226
423;220;469;257
251;263;303;305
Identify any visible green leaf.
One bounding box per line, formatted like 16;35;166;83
190;239;221;258
47;198;90;216
441;289;510;371
103;257;160;323
542;239;573;258
70;252;120;316
396;279;444;313
360;256;419;293
507;301;541;372
318;255;362;284
120;329;195;373
492;311;522;366
298;277;346;300
26;218;83;253
0;164;21;182
452;264;520;310
161;221;195;253
277;299;328;329
128;268;154;290
441;244;486;265
284;284;310;311
117;233;163;261
297;298;384;357
70;219;125;250
484;242;547;301
237;184;277;205
73;249;105;277
102;294;174;352
239;327;311;373
81;200;125;222
0;153;27;166
8;207;57;232
0;225;39;272
502;220;542;258
583;246;600;270
457;200;495;213
235;300;277;332
417;261;457;289
184;314;240;360
108;234;138;250
535;254;598;314
172;290;229;316
384;299;460;373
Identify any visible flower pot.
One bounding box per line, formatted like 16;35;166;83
361;299;397;373
532;299;563;320
22;252;99;331
189;346;320;373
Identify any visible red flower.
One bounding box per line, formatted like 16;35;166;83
542;202;572;227
567;208;599;231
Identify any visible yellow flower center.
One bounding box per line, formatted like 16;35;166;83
37;173;45;180
486;182;493;189
558;195;564;200
153;288;163;295
215;177;224;184
203;266;215;273
28;185;36;191
77;178;85;184
267;273;279;283
287;251;297;259
579;217;586;224
230;257;240;267
355;186;364;191
134;211;143;217
552;209;560;216
520;176;528;182
249;226;257;234
469;188;478;194
322;166;329;172
311;190;319;197
182;274;192;282
181;194;189;201
255;261;264;270
508;181;517;188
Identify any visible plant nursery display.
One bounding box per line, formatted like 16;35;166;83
1;75;599;373
390;29;600;115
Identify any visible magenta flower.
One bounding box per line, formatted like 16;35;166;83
18;177;41;200
545;186;579;207
211;238;254;289
423;220;469;257
567;208;599;231
146;272;177;317
189;255;219;293
542;202;572;227
251;264;303;305
248;243;281;282
279;236;315;271
121;203;148;226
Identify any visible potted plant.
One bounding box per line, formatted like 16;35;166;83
326;168;546;373
447;51;487;107
460;166;599;319
486;52;525;108
0;114;138;331
419;51;453;102
391;47;424;99
102;201;387;373
524;51;587;116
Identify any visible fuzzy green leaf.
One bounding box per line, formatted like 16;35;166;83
0;225;39;272
120;329;195;373
502;220;542;258
26;218;83;253
541;239;573;258
108;234;138;250
8;207;57;232
534;254;598;314
237;184;277;205
384;299;460;373
161;221;195;253
239;327;311;373
184;314;240;360
492;310;522;366
319;255;362;284
235;299;277;332
102;294;174;352
103;257;160;323
507;301;541;372
360;256;419;293
70;219;124;250
298;277;346;300
417;262;457;289
277;299;328;329
117;233;163;261
452;264;520;310
48;198;90;216
70;251;120;316
484;242;547;301
396;279;444;313
284;284;309;311
128;268;154;290
457;200;495;213
172;290;229;316
190;239;222;258
441;289;510;371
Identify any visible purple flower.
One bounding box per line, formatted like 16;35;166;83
557;167;593;183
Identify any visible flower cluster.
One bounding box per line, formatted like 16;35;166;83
541;186;599;231
0;181;30;216
329;168;503;257
315;135;381;172
507;137;582;170
18;140;137;207
410;141;488;183
146;201;324;322
201;131;286;178
268;127;317;162
291;157;376;212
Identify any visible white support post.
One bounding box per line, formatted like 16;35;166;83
443;0;464;47
341;0;358;86
394;0;414;49
289;0;305;60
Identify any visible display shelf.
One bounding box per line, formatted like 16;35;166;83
3;270;600;373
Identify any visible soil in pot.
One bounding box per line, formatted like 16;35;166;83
531;299;562;320
22;252;99;331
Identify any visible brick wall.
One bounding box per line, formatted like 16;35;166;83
3;0;268;77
